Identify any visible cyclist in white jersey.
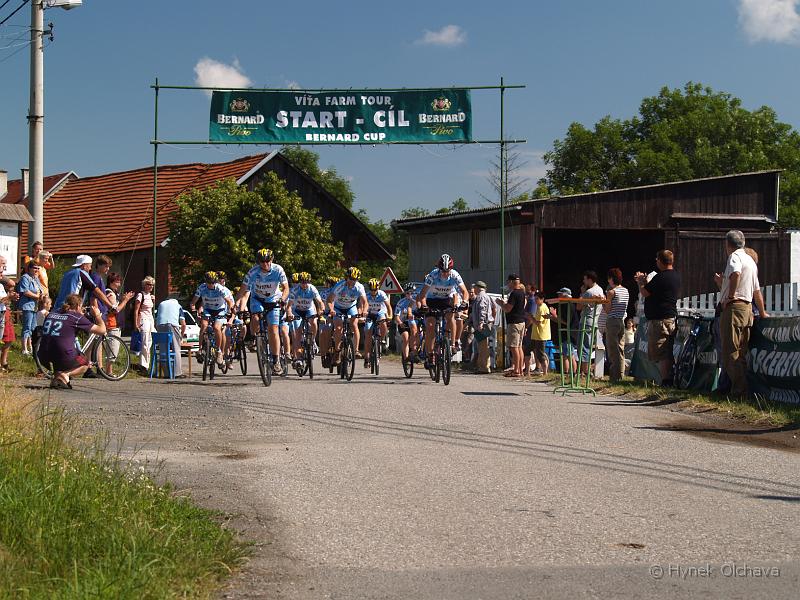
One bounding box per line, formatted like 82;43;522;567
191;271;235;367
317;275;339;331
417;254;469;366
394;282;420;362
286;272;324;368
235;248;289;373
321;266;367;365
363;278;393;368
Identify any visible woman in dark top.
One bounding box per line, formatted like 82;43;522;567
37;293;106;389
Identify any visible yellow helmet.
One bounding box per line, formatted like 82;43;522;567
291;272;300;284
346;266;360;280
368;278;380;291
204;271;218;283
299;272;312;283
256;248;274;262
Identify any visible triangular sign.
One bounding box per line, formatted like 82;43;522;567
378;266;403;294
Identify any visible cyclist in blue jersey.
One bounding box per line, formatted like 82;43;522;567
363;278;393;368
317;275;338;337
321;266;367;365
285;272;324;369
236;248;290;374
191;271;235;367
394;282;420;363
417;254;469;368
286;272;301;339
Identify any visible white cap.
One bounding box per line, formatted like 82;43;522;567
72;254;92;267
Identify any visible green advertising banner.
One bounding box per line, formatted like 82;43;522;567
747;316;800;405
209;89;472;144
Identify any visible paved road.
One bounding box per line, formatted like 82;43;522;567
50;358;800;599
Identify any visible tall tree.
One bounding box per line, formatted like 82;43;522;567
481;143;531;205
536;82;800;226
167;175;343;297
280;146;356;209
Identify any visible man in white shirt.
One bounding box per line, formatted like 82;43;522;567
714;230;765;397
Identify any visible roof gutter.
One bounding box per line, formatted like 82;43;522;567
393;204;523;229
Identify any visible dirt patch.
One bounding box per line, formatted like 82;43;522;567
217;451;255;460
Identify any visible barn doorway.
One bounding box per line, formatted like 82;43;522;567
540;229;665;310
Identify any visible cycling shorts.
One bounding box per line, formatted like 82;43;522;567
250;296;282;326
333;305;358;321
398;319;417;332
425;298;452;314
290;310;314;332
203;308;228;323
364;312;387;331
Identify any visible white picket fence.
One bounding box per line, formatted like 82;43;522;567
675;282;800;317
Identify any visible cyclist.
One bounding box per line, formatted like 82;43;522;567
363;278;392;368
322;266;367;365
417;254;469;368
286;272;302;343
236;248;289;374
191;271;235;368
395;282;420;363
286;272;324;369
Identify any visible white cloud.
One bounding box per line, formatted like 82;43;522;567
738;0;800;43
285;80;301;90
193;57;252;96
414;24;467;47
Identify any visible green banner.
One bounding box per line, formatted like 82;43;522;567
209;89;472;144
747;316;800;405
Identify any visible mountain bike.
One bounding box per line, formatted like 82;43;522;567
398;321;418;379
365;316;386;376
674;313;705;390
291;313;318;379
34;321;131;381
227;312;249;376
423;307;457;385
337;312;359;381
254;303;282;387
201;324;223;381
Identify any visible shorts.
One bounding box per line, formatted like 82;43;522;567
3;313;15;343
398;319;417;332
333;304;358;322
532;339;548;366
522;332;533;357
647;318;676;362
290;310;314;332
425;297;452;314
250;296;282;326
506;322;525;348
202;308;228;323
38;348;89;373
365;313;387;331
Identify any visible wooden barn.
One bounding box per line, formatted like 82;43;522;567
395;170;795;299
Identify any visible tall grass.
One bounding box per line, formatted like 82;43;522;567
0;389;248;599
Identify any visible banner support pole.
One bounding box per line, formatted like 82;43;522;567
499;76;506;294
152;77;159;290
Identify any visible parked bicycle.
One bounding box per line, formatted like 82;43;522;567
674;312;707;390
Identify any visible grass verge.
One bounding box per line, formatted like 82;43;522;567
0;386;248;599
530;372;800;427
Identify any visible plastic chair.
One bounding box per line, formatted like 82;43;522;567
149;330;175;379
545;340;557;371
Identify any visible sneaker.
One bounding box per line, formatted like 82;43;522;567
531;369;543;376
196;352;205;364
272;363;283;375
22;350;31;357
82;369;97;379
364;358;370;369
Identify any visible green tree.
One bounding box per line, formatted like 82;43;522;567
280;146;355;209
167;175;343;297
435;197;470;214
537;82;800;226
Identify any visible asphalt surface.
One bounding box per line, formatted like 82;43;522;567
42;356;800;600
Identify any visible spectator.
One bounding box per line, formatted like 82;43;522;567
133;276;156;372
460;286;477;369
54;255;116;312
495;274;527;378
743;247;769;318
104;273;134;373
551;287;577;375
37;293;106;389
714;231;767;397
36;295;52;328
604;268;629;382
635;249;681;386
0;255;19;372
17;260;44;356
24;241;53;297
623;317;636;372
522;284;537;376
529;290;551;376
155;296;187;378
577;271;605;376
471;281;493;374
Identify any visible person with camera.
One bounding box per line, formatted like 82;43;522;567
37;294;106;389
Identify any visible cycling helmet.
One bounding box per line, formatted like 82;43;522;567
368;278;380;291
299;272;312;283
204;270;218;283
256;248;274;262
404;282;416;293
326;275;339;287
438;253;454;271
345;266;360;280
291;272;300;284
217;270;226;281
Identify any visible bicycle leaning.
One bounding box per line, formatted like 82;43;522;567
673;312;708;390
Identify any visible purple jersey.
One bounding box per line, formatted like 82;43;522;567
39;310;94;359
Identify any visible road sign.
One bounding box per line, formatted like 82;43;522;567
378;267;403;294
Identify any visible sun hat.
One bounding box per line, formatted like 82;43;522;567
474;281;487;289
557;286;573;297
72;254;92;267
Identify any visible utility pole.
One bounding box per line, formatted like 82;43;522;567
28;0;44;252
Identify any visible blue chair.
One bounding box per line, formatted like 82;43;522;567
149;330;175;379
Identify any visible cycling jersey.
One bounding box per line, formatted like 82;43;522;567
395;296;417;322
194;282;233;312
330;280;366;311
244;263;288;302
289;284;322;315
366;290;389;317
423;268;464;299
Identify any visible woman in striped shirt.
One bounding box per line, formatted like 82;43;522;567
604;268;630;382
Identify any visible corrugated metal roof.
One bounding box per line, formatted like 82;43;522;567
0;203;33;222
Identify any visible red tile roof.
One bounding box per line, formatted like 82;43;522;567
31;154;268;255
1;172;73;206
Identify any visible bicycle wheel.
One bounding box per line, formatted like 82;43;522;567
344;338;356;381
33;336;53;379
256;336;271;387
675;337;698;390
202;336;211;381
96;335;130;381
209;346;216;380
373;334;381;377
442;339;452;386
238;340;248;376
401;351;413;378
304;339;314;379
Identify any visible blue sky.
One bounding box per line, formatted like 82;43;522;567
1;0;800;222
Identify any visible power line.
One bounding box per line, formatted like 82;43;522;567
0;0;30;27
